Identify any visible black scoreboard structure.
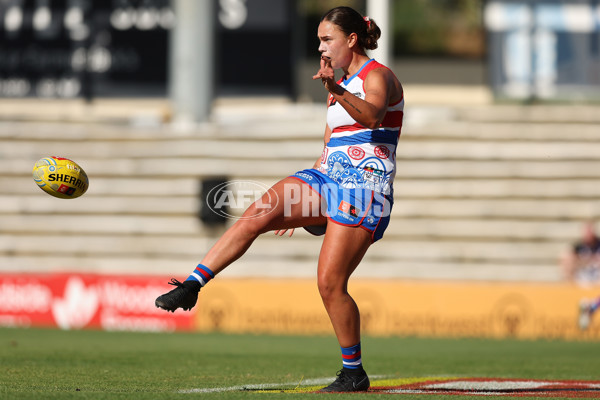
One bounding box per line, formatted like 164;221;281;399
0;0;173;98
0;0;296;99
214;0;296;97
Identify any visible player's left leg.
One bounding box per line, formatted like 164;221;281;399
317;222;372;392
155;176;326;312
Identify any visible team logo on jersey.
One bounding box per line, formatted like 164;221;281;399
328;94;337;107
348;146;365;160
374;145;390;159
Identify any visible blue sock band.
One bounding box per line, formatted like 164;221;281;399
186;264;215;286
341;342;362;370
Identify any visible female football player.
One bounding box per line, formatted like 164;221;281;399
155;6;404;392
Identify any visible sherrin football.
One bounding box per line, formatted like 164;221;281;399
32;156;89;199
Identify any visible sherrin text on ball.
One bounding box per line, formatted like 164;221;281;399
32;156;89;199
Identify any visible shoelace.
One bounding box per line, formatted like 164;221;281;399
333;370;351;383
168;278;184;287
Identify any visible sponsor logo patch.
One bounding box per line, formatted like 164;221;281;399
338;200;358;217
363;166;384;183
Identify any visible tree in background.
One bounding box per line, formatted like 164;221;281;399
300;0;485;59
393;0;484;58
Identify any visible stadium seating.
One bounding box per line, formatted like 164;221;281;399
1;97;599;282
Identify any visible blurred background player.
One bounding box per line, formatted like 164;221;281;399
562;221;600;330
155;6;403;393
561;221;600;285
579;296;600;330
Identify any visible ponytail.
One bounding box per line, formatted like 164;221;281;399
322;6;381;51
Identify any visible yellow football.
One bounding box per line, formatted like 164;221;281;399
32;157;89;199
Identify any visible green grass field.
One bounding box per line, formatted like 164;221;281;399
1;327;599;399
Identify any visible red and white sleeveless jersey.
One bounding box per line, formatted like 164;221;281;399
318;59;404;195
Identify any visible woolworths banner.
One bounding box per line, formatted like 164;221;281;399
0;273;194;331
0;273;598;340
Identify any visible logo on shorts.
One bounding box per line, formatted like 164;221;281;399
348;146;365;160
295;172;313;181
338;200;359;217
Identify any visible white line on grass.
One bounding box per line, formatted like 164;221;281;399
180;376;387;393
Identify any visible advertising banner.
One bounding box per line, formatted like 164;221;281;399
1;273;599;340
195;279;600;340
0;273;193;331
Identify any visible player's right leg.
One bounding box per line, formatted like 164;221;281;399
155;176;326;312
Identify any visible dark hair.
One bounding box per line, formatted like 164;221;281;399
321;6;381;50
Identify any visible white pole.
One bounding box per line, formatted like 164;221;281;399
169;0;214;127
366;0;392;67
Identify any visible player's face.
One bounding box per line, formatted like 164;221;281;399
317;21;353;69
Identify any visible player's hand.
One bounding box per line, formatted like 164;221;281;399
274;228;295;237
312;56;335;91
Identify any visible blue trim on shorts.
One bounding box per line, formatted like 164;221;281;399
291;169;393;242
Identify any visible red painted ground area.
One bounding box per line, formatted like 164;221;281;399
370;378;600;397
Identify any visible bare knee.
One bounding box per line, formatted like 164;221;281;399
231;217;263;240
317;272;347;305
235;201;278;236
